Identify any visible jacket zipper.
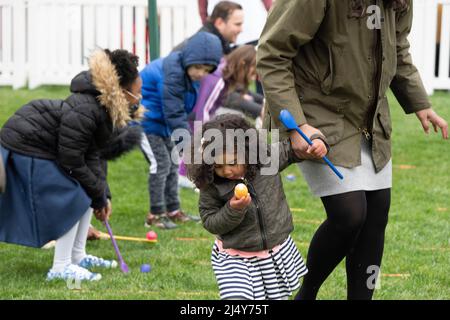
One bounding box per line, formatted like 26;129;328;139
243;178;268;250
364;0;382;140
362;128;371;141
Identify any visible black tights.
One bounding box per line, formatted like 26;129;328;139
295;189;391;300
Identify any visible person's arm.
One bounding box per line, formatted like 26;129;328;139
199;187;249;235
276;138;302;172
57;105;107;210
390;2;431;114
223;91;262;119
99;126;143;161
94;160;112;222
193;72;224;122
162;58;190;133
275;135;328;172
249;91;264;105
198;0;209;25
256;0;326;129
390;2;448;139
257;0;328;159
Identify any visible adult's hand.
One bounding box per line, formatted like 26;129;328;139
289;124;328;159
415;108;448;139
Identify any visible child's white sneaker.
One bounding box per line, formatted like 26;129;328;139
78;255;118;269
46;264;102;281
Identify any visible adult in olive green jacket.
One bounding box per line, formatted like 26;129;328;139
257;0;448;300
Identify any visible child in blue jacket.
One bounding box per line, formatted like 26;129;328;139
140;31;222;229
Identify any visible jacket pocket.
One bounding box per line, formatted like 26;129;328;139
299;84;347;146
376;98;392;139
302;101;346;146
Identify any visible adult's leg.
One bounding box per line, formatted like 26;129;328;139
346;189;391;300
295;191;367;300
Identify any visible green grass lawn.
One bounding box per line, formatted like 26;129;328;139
0;86;449;300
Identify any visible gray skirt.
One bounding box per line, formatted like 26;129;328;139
298;137;392;197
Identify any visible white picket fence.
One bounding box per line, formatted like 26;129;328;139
0;0;201;89
0;0;449;93
409;0;450;93
435;0;450;90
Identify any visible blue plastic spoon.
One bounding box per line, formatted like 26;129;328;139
279;109;344;180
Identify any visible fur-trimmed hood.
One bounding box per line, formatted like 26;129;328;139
70;50;131;128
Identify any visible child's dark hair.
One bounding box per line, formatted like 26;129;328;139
187;114;262;190
105;49;139;89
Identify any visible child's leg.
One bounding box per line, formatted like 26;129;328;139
71;208;117;269
141;134;178;229
165;141;199;222
48;209;102;281
71;208;93;264
141;134;171;215
51;221;80;272
177;159;196;189
165;140;180;213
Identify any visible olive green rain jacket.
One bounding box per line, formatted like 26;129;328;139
257;0;431;172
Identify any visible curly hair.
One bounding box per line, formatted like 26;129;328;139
187;114;263;190
348;0;409;18
104;49;139;89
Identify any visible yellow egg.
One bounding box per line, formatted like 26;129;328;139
234;183;248;199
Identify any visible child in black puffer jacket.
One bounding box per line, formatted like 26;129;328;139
0;49;143;282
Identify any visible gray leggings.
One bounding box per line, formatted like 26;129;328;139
140;134;180;215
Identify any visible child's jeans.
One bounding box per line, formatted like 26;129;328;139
141;134;180;214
